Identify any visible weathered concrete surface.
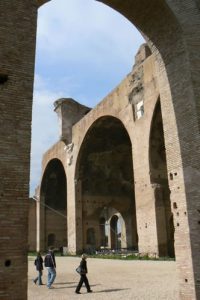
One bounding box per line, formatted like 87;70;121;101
28;256;178;299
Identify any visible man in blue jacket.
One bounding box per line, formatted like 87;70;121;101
44;246;56;289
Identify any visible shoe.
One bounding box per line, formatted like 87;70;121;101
47;286;54;289
87;290;93;293
32;280;36;285
75;291;81;294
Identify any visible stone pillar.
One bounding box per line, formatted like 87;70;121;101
36;197;40;252
75;179;84;253
96;220;101;249
120;215;127;249
107;219;112;249
157;2;200;297
135;184;158;256
123;213;132;249
155;47;200;299
67;170;82;254
153;184;168;257
41;195;46;251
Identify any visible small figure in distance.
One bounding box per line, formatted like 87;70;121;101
44;246;56;289
33;251;44;285
75;254;92;294
59;246;63;256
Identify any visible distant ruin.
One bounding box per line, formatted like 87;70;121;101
1;1;199;299
31;44;175;260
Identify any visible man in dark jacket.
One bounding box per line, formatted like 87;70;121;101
33;252;43;285
44;247;56;289
75;254;92;294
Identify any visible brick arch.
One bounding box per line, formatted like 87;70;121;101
75;115;133;179
0;1;199;299
74;115;137;253
76;114;133;161
39;158;67;251
40;158;67;210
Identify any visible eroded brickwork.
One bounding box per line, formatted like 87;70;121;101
1;1;200;300
0;1;37;299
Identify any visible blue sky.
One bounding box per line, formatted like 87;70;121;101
30;0;144;195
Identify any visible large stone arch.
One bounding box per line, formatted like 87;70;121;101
39;158;67;252
149;99;175;258
0;1;199;299
74;115;137;253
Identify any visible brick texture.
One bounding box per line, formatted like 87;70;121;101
1;1;199;300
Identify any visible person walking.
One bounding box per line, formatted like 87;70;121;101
44;246;56;289
33;252;44;285
75;254;92;294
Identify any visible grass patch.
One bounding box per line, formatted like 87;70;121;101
85;254;175;261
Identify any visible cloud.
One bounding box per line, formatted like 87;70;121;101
30;75;61;194
36;0;144;66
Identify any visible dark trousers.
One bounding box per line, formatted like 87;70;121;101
34;270;43;285
76;274;91;292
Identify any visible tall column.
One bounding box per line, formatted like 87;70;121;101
75;179;84;253
36;198;40;252
156;48;200;299
0;1;38;299
67;167;82;254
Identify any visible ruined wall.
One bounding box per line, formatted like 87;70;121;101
62;46;160;256
1;1;199;299
0;1;37;299
37;46;170;256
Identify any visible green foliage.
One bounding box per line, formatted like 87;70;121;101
79;253;175;261
28;252;175;261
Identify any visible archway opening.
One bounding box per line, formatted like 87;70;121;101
99;217;107;247
31;0;144;196
76;116;138;253
40;158;67;250
149;100;175;258
110;215;119;249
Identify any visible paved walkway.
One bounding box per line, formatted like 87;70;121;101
28;256;178;300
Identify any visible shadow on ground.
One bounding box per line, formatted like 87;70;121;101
94;288;130;293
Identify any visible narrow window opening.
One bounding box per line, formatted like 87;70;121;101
4;260;11;267
135;100;144;119
0;73;8;85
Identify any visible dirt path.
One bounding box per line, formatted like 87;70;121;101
28;256;178;300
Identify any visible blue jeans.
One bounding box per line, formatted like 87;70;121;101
47;267;56;287
34;270;43;285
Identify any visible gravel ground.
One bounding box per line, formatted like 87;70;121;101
28;256;178;300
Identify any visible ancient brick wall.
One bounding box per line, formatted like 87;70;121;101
98;1;200;298
1;1;199;299
0;1;37;299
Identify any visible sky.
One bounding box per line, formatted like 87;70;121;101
30;0;144;196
